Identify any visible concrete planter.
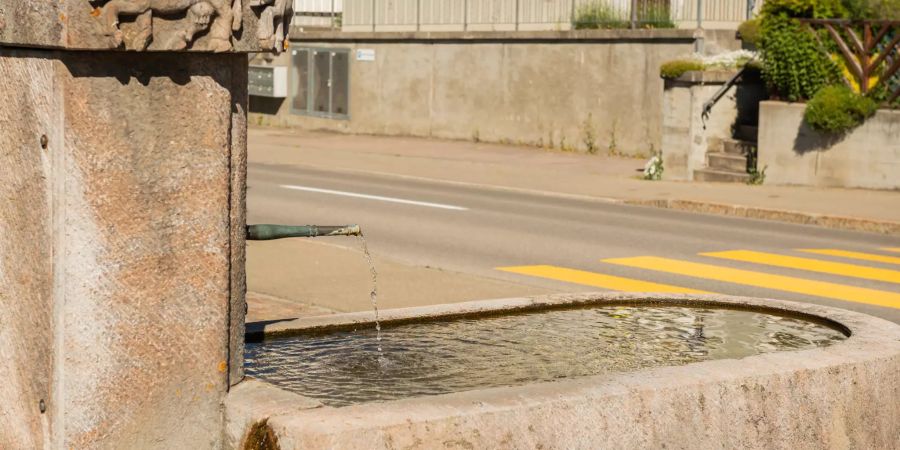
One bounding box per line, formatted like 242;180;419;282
227;293;900;449
758;101;900;190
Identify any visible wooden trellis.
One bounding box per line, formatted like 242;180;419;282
801;19;900;105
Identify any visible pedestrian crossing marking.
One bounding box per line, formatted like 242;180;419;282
497;265;709;294
603;256;900;309
797;249;900;266
702;250;900;285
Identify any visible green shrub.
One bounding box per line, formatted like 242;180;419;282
573;1;674;29
573;3;629;29
761;0;847;18
874;0;900;18
659;59;705;79
738;18;762;46
759;14;841;101
804;85;878;133
757;0;897;101
639;4;676;29
760;0;898;19
842;0;900;18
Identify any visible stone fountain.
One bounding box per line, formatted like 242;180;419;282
2;2;900;449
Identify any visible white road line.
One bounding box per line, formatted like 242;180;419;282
280;184;469;211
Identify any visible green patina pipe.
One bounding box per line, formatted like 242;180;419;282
246;224;361;240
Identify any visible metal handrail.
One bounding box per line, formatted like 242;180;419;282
701;62;754;126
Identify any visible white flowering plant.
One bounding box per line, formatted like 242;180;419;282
644;154;663;181
660;50;759;79
698;49;758;70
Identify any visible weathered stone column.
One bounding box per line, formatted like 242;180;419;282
0;1;288;447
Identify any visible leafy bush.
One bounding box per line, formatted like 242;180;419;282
758;1;843;101
874;0;900;18
573;3;629;29
573;1;674;29
738;18;762;46
659;59;705;79
638;4;676;29
842;0;900;18
761;0;847;18
804;85;878;133
761;0;899;19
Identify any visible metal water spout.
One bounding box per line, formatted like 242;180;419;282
246;224;361;240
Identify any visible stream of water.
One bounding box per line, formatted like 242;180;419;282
357;233;382;352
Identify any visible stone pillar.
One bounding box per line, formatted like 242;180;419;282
0;1;288;447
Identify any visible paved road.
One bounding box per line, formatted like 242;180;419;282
248;162;900;323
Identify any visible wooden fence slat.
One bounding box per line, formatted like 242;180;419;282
826;24;866;82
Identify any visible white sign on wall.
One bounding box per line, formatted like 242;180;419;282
356;49;376;61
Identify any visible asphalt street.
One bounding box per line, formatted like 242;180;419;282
248;162;900;323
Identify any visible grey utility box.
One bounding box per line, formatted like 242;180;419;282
249;65;288;98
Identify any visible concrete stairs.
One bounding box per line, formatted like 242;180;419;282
693;125;757;183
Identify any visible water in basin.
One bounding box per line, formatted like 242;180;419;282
244;305;846;407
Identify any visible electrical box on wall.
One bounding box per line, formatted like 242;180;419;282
249;65;288;98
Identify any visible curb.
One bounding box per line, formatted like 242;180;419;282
625;199;900;236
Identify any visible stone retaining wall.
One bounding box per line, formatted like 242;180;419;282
250;29;704;156
758;101;900;190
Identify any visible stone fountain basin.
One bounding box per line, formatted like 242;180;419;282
226;293;900;449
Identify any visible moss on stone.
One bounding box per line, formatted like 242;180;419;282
244;419;280;450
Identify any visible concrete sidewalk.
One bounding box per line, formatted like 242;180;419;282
246;239;555;322
248;127;900;234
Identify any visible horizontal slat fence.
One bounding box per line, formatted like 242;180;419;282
334;0;763;31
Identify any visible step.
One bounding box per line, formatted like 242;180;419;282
735;125;758;142
707;152;748;172
693;168;751;183
722;139;756;156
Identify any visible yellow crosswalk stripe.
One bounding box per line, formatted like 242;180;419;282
882;248;900;253
497;265;709;294
797;249;900;266
603;256;900;309
702;250;900;285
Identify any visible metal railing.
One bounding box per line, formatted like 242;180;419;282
292;0;344;29
325;0;763;32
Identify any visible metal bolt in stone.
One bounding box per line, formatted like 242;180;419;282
39;399;46;414
40;135;48;149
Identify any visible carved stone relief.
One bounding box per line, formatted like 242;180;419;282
84;0;290;52
92;0;241;51
163;2;217;51
250;0;292;53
